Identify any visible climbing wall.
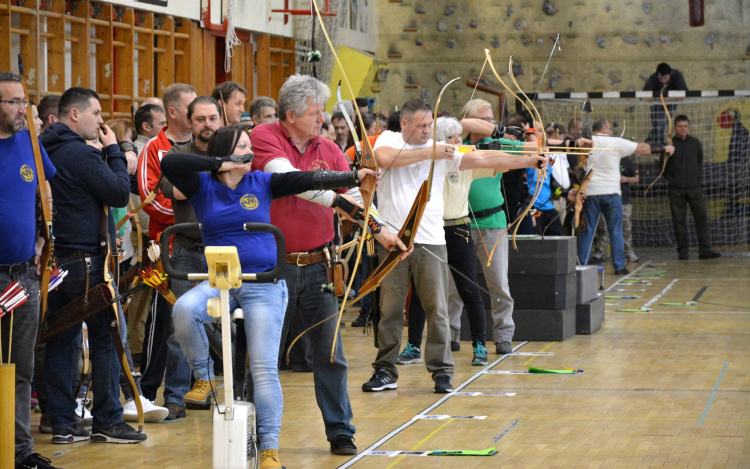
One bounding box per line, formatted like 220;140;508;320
371;0;750;115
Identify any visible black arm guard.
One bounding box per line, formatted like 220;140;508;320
312;170;360;190
332;193;364;221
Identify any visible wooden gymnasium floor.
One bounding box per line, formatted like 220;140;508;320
34;256;750;468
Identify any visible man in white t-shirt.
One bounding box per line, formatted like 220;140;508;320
362;99;547;394
578;119;673;273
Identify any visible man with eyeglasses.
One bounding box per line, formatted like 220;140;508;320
0;72;62;469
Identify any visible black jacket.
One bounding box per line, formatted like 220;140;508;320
41;122;130;255
662;134;704;190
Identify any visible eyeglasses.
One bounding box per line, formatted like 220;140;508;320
0;100;29;108
478;117;496;123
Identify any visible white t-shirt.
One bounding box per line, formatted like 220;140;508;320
373;130;463;245
549;153;570;189
585;135;638;196
443;168;494;220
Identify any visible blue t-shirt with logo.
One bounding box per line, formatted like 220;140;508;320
189;171;277;273
526;167;554;211
0;130;56;264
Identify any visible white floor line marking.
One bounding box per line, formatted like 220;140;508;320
604;261;651;292
335;341;530;469
643;279;680;309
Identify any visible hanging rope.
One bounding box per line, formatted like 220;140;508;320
224;0;242;73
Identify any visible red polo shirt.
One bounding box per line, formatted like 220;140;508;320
250;122;350;253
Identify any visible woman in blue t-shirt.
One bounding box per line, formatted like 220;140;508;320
162;125;373;465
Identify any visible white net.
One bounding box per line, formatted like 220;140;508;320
535;96;750;253
292;0;344;84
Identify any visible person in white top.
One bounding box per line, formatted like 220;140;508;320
578;119;673;274
362;99;546;394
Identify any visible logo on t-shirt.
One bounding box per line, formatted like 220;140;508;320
20;164;34;182
448;172;459;184
307;160;331;171
240;194;259;210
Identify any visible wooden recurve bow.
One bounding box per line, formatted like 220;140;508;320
19;55;55;326
643;86;673;197
116;174;164;231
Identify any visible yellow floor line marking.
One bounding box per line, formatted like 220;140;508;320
383;418;455;469
523;343;553;366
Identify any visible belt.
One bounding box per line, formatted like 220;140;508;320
443;216;471;227
175;241;204;253
473;204;504;219
0;258;34;275
56;250;100;259
285;250;327;266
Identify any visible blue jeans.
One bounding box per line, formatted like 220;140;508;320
577;194;626;271
164;242;206;406
45;256;124;431
173;279;287;451
282;262;355;441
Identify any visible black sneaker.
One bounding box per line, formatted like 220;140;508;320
164;402;186;420
351;310;368;327
450;341;460;352
699;251;721;260
614;268;630;275
51;423;90;444
16;453;60;469
91;422;147;444
495;341;512;354
330;434;357;455
39;413;52;434
362;369;397;392
433;374;453;394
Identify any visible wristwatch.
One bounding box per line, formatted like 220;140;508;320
119;141;138;154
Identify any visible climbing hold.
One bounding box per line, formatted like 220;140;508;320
490;38;501;48
596;36;606;48
456;23;463;32
436;73;447;85
507;7;515;17
548;70;563;89
569;21;573;28
537;38;544;46
514;19;524;30
705;36;718;49
415;39;424;47
438;21;447;32
644;37;654;47
642;3;651;14
609;74;622;85
659;36;671;46
622;36;638;45
415;5;426;14
421;89;432;101
470;20;478;29
512;63;524;76
446;38;457;48
605;5;612;13
377;68;390;82
445;6;456;16
522;37;532;47
542;0;558;15
406;75;419;85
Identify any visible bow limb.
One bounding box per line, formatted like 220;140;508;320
574;169;595;230
19;55;55;327
117;174;164;230
644;87;673;197
336;82;363;168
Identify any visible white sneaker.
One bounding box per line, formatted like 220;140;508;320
75;398;93;429
123;395;169;423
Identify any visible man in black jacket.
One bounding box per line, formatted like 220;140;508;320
663;115;720;260
41;87;147;444
644;63;688;146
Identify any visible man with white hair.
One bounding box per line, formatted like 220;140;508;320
250;75;409;456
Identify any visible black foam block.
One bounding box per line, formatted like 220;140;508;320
508;272;576;310
512;306;577;342
576;266;599;304
576;295;605;335
507;235;576;275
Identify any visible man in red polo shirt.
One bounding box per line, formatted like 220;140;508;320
251;75;408;455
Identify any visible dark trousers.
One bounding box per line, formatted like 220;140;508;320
282;262;355;440
408;224;487;345
535;208;564;236
668;185;713;255
45;256;124;432
1;266;40;463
